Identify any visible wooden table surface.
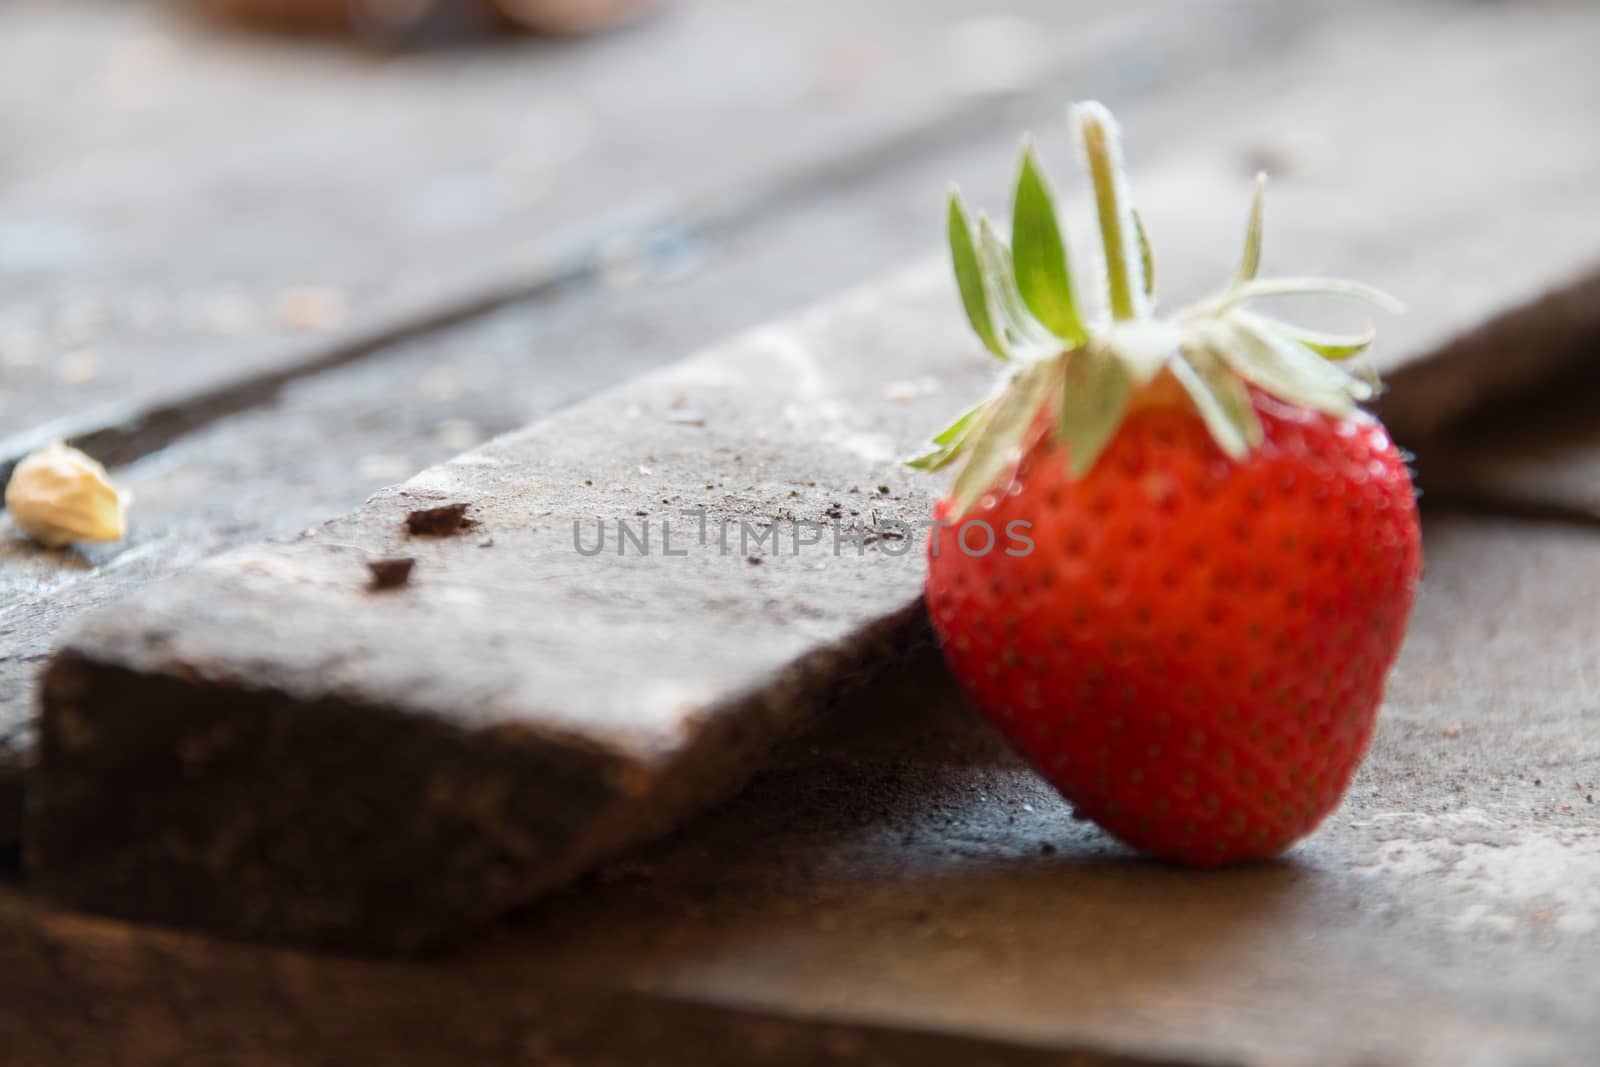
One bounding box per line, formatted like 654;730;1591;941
3;0;1599;1063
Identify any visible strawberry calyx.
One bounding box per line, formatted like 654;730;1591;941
909;102;1401;517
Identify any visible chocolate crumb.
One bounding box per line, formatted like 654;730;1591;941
367;557;416;590
406;502;475;536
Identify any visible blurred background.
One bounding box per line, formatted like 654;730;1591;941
2;0;1326;496
0;0;1593;723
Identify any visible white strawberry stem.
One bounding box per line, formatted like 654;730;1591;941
1075;102;1147;322
1233;172;1267;286
1215;276;1404;314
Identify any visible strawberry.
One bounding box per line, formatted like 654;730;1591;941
911;103;1421;866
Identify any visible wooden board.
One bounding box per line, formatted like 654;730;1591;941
28;264;963;952
5;513;1598;1066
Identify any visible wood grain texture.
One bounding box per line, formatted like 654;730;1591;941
5;513;1599;1066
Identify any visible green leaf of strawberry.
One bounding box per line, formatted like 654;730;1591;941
1169;345;1259;460
978;215;1055;355
906;399;988;472
947;191;1008;361
1233;312;1375;361
1217;317;1370;415
1233;172;1267;285
1132;209;1156;301
949;359;1058;515
1012;144;1087;344
1056;342;1131;478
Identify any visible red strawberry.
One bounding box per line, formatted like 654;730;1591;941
912;103;1421;866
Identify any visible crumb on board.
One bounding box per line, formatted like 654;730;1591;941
4;441;127;547
367;556;416;590
405;502;476;536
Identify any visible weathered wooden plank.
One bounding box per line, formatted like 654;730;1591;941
25;0;1600;949
0;898;1201;1067
6;513;1599;1066
29;264;961;953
